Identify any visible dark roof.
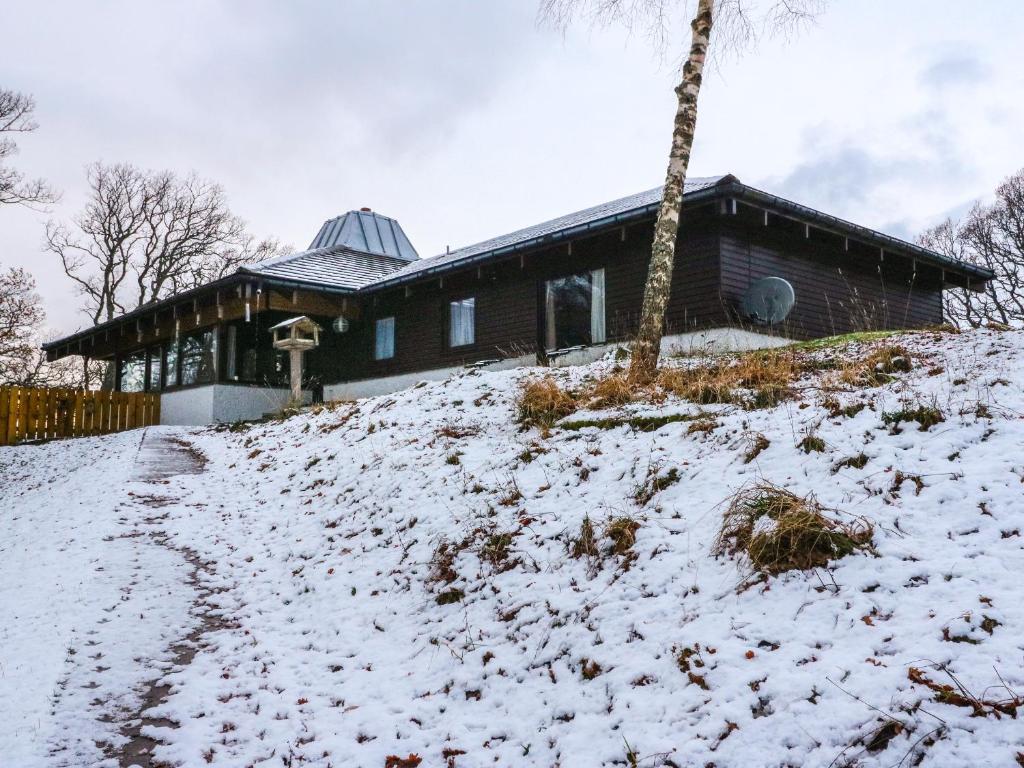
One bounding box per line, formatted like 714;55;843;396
370;175;731;289
241;246;409;291
308;209;418;261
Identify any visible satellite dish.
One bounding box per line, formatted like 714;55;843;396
741;277;795;325
331;316;350;333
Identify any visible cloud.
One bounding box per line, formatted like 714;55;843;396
918;51;989;89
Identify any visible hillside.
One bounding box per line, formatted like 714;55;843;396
2;327;1023;768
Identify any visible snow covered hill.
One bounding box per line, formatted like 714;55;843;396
2;327;1023;768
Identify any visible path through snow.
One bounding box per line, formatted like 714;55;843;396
0;428;201;768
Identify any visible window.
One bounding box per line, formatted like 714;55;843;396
164;341;179;388
225;325;238;380
375;317;395;360
544;268;606;351
449;297;475;347
179;329;217;386
146;348;162;392
118;351;146;392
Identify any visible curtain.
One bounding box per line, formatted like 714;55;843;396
375;317;395;360
449;298;475;347
590;268;606;344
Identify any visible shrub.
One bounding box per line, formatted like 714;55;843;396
516;376;577;429
714;483;873;575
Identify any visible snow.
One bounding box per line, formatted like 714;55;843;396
2;327;1023;767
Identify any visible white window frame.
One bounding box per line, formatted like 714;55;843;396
374;316;395;360
449;297;476;348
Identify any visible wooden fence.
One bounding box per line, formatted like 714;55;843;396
0;387;161;446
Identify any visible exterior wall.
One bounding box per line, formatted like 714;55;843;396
718;223;944;339
328;211;724;386
159;384;303;425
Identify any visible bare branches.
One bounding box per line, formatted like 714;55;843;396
921;168;1024;329
0;88;57;209
538;0;827;59
47;162;279;326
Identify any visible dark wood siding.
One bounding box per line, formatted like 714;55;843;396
718;219;943;339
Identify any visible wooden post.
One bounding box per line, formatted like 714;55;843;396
289;348;303;403
0;388;9;446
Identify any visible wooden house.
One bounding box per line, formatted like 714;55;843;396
43;175;992;424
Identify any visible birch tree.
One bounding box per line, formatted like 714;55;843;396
0;88;57;208
920;168;1024;328
540;0;827;379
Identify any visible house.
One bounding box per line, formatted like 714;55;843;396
42;174;993;425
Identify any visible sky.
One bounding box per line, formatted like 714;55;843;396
1;0;1022;335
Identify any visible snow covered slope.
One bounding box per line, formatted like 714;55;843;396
2;327;1023;767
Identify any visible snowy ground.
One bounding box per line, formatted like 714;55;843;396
2;327;1023;767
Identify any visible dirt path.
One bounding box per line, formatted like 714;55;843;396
112;430;231;768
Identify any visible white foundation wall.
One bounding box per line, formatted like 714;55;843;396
324;327;792;402
160;385;303;425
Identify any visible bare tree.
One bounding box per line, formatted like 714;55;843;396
47;162;281;325
0;266;45;385
540;0;827;379
0;89;57;208
0;265;100;387
921;168;1024;328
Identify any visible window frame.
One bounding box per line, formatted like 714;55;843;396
448;296;476;349
543;267;606;352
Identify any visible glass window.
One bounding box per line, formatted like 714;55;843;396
164;341;179;388
146;348;162;392
375;316;395;360
180;329;217;386
225;325;238;380
118;351;146;393
449;298;475;347
544;268;606;350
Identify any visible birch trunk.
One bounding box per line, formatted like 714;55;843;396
628;0;714;380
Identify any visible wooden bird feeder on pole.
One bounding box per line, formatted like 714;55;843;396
270;316;322;403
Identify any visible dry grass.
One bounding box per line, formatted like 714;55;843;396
606;516;641;556
586;372;636;409
657;349;803;409
570;516;599;559
516;376;577;428
714;483;873;575
839;344;913;387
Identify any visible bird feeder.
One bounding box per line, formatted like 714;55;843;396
270;316;322;403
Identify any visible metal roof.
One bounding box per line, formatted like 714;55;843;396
308;209;418;261
372;176;731;288
241;245;411;291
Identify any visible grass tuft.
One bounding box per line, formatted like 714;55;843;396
516;376;577;429
882;404;945;432
714;483;873;575
571;516;599;559
606;516;641;556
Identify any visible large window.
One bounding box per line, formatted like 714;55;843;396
375;316;395;360
119;351;146;393
146;348;162;392
449;297;475;347
164;341;179;388
180;329;217;386
544;268;605;351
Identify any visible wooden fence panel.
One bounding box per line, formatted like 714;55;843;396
0;387;160;445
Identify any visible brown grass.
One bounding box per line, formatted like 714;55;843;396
839;344;913;387
714;483;873;575
516;376;577;428
606;516;641;556
586;373;636;409
571;516;599;558
657;349;803;409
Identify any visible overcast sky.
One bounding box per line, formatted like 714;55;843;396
2;0;1022;335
